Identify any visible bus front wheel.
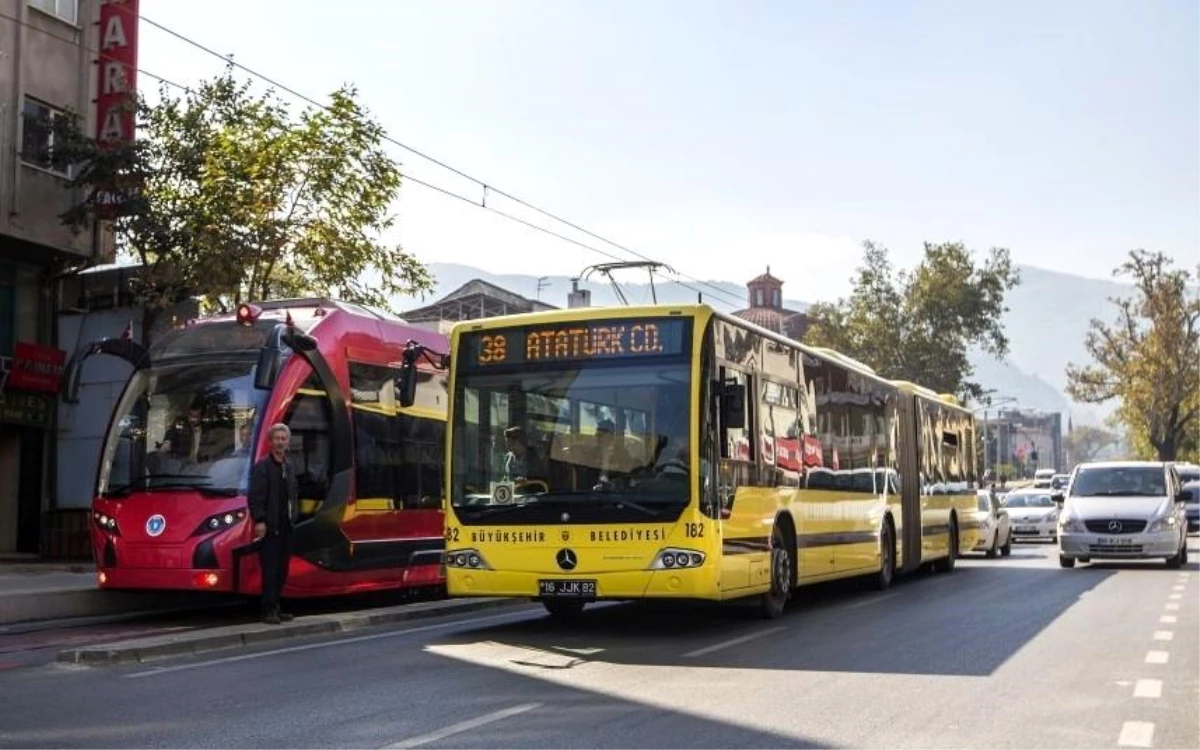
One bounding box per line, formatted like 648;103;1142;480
543;599;586;619
759;527;792;619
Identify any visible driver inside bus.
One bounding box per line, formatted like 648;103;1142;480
501;426;545;485
590;419;634;491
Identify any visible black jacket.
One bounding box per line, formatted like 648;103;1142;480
248;455;299;530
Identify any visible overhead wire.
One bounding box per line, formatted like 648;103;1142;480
136;11;747;310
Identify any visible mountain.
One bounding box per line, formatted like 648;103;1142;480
392;262;1135;426
393;263;809;313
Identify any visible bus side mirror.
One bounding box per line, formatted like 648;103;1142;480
719;381;746;431
1051;491;1065;506
396;362;418;408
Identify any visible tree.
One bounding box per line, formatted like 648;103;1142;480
51;68;433;345
805;240;1019;401
1065;425;1118;465
1065;250;1199;461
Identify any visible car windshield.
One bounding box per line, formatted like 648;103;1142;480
1177;467;1200;484
1070;466;1166;497
1002;493;1055;508
976;493;992;511
450;347;693;524
97;356;269;496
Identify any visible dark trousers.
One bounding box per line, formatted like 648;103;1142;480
259;526;293;615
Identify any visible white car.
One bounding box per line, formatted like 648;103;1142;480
1001;489;1059;542
971;489;1012;557
1056;461;1190;569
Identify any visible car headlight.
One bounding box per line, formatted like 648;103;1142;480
1059;514;1086;533
1147;516;1177;533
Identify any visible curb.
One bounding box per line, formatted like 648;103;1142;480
56;597;530;666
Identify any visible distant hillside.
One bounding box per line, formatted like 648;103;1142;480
393;262;1144;427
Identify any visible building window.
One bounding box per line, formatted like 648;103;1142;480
28;0;78;24
772;289;781;308
754;288;764;307
21;99;69;175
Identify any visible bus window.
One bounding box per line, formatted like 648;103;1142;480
395;414;445;509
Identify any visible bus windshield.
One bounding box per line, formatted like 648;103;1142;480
451;361;693;523
97;356;270;497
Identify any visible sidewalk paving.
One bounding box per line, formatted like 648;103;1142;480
0;567;213;627
57;596;530;666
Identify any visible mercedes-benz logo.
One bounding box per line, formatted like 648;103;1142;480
555;548;578;571
1108;520;1123;533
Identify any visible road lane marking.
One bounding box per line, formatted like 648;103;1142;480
842;592;899;610
124;609;537;679
1160;615;1177;624
382;703;541;749
684;626;786;658
1133;679;1162;699
1169;593;1182;600
1172;585;1185;591
1153;630;1174;641
1166;602;1180;610
1117;721;1155;747
1145;651;1169;664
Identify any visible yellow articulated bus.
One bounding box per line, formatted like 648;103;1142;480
399;304;980;618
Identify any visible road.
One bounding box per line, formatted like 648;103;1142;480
0;539;1196;749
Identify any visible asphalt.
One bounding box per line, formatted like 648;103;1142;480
0;537;1195;749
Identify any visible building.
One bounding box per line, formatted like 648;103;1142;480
402;278;557;334
0;1;130;554
981;407;1065;479
731;268;809;341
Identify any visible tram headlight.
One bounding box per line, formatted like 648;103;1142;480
191;509;248;536
444;549;491;570
92;511;120;535
649;548;705;570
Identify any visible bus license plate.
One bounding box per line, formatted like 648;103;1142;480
539;580;596;598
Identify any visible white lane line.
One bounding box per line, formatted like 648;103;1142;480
1172;585;1185;592
1153;630;1174;641
1160;615;1178;624
382;703;542;749
1166;602;1181;611
125;609;536;679
1117;721;1155;747
684;626;786;658
842;592;900;610
1169;593;1183;600
1145;651;1169;664
1133;679;1163;699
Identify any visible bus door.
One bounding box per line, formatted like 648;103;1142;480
896;394;923;573
715;365;757;592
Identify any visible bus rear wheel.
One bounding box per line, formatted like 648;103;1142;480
543;599;586;619
874;520;896;590
759;527;792;619
933;517;957;573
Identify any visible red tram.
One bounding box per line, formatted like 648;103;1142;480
66;299;449;597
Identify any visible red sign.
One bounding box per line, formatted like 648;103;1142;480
8;342;67;394
96;0;140;146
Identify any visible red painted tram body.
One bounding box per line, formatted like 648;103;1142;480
68;299;448;597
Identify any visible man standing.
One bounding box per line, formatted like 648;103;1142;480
248;423;298;624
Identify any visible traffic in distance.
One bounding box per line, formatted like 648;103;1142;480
70;298;1197;618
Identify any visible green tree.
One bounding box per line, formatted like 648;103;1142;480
1065;424;1118;465
805;240;1019;401
1066;250;1199;462
52;68;433;345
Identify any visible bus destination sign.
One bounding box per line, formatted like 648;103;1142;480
465;318;689;368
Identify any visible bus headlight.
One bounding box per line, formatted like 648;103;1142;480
445;548;491;570
650;548;705;570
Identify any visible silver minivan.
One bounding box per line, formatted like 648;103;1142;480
1055;461;1190;568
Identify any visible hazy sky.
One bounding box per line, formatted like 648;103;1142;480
134;0;1198;304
